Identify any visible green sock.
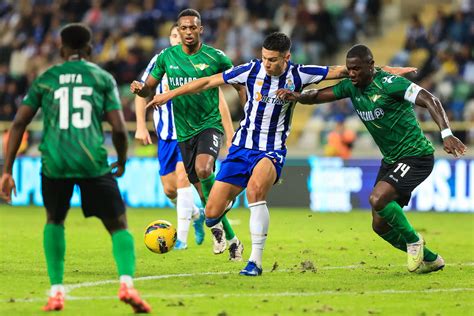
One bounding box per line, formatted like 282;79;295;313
200;173;215;204
43;224;66;285
222;215;235;240
200;173;236;239
379;228;438;262
377;201;419;243
112;230;135;277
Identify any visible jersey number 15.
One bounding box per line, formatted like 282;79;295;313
54;86;92;129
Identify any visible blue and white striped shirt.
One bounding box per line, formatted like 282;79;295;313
140;54;177;141
223;60;328;151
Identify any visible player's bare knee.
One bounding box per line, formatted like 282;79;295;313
369;193;386;212
205;204;221;219
246;183;266;202
196;167;212;179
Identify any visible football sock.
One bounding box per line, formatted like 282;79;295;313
248;201;269;267
200;173;236;240
120;275;134;288
200;173;215;205
222;216;236;240
379;228;438;262
177;186;194;242
192;204;201;220
50;284;65;296
43;224;65;285
112;230;135;277
377;201;419;243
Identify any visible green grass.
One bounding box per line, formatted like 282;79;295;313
0;206;473;315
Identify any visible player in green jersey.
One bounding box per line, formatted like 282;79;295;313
0;23;150;313
131;9;244;260
277;44;467;274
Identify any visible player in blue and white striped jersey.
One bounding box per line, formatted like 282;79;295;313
146;32;411;275
134;25;205;251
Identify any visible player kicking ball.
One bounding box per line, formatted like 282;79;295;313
277;44;467;273
0;24;150;312
145;33;414;276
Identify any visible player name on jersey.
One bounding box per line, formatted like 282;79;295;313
59;74;83;84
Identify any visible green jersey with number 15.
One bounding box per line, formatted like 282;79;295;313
22;60;121;178
333;70;434;164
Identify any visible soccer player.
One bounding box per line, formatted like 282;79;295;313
135;24;207;250
143;33;414;276
276;44;467;273
0;24;151;313
131;9;244;260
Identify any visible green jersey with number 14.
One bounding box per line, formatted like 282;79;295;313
22;60;121;178
150;43;233;142
333;70;434;164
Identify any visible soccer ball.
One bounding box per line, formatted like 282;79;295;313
144;220;177;254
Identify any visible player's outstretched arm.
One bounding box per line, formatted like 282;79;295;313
134;95;152;145
130;75;160;98
0;105;36;202
147;73;225;108
324;65;417;80
276;85;339;104
218;88;235;149
415;90;467;158
106;109;128;177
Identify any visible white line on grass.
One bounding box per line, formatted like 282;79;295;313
7;288;474;303
3;262;473;304
65;262;474;291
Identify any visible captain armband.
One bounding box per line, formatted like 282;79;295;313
403;83;423;103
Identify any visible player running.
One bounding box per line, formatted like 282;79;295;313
144;33;414;276
0;23;150;312
131;9;244;260
277;44;467;273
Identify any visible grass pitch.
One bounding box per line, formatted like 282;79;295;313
0;206;473;315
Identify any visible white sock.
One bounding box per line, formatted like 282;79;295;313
177;186;194;243
120;275;133;288
248;201;269;267
50;284;65;296
191;204;201;220
228;236;239;245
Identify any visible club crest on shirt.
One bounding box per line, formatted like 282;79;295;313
194;63;209;71
284;79;295;91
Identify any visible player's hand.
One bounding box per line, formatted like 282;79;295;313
130;81;144;94
383;66;418;76
111;161;126;177
443;135;467;158
146;92;172;109
135;125;152;145
0;173;16;203
276;89;301;102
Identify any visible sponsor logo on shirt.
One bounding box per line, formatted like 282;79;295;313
255;92;286;105
356;108;384;121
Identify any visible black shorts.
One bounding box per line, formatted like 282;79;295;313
178;128;223;184
41;173;125;221
375;155;434;206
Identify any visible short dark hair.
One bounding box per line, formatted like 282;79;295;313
346;44;373;62
177;8;201;21
262;32;291;53
169;22;178;33
60;23;92;50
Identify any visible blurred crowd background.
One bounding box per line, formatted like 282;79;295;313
0;0;472;158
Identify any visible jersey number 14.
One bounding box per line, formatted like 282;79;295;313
54;86;92;129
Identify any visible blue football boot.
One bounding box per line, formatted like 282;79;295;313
193;208;205;245
174;239;187;250
239;261;262;276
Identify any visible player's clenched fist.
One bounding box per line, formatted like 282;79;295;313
130;80;144;94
